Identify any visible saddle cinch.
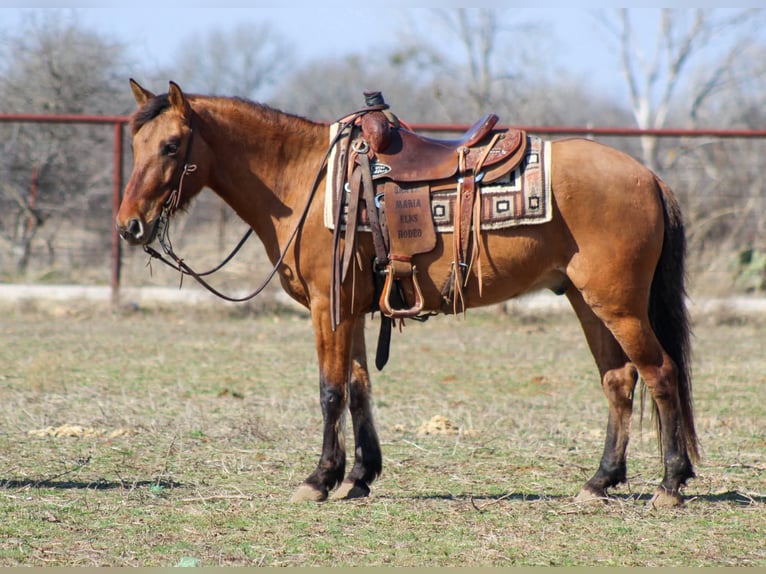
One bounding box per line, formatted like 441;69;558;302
330;92;528;333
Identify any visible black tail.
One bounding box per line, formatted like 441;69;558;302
648;177;700;462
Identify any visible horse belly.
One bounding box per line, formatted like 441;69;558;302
410;226;570;312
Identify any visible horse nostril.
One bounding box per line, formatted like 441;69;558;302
126;218;144;240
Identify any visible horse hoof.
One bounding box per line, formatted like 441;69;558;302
574;487;608;505
330;480;370;500
649;488;684;509
289;483;327;502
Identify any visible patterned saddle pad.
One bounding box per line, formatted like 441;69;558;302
324;134;552;233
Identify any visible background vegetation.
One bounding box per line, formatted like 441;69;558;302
1;8;765;294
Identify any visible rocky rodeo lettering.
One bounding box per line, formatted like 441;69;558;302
397;228;423;239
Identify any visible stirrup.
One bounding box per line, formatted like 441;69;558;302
379;257;424;319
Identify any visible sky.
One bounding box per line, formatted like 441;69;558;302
1;8;633;85
2;7;764;111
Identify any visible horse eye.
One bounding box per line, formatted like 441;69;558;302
162;141;180;156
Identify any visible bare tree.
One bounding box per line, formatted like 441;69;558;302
172;22;294;100
674;40;766;291
416;9;508;116
593;8;766;292
597;8;761;171
391;8;545;121
0;11;134;276
273;55;432;121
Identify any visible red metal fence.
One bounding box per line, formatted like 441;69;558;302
0;113;128;305
1;113;765;306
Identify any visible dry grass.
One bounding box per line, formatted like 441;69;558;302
0;300;764;566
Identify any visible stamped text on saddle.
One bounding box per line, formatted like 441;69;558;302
327;91;552;332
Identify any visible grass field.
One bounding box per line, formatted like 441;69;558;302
0;299;764;566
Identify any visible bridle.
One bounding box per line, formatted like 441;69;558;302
141;110;366;303
142;116;283;302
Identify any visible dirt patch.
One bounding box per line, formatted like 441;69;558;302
27;425;136;440
416;415;479;437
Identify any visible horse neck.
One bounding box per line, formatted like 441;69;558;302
193;98;327;234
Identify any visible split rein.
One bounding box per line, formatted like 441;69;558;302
143;216;259;303
141;109;376;303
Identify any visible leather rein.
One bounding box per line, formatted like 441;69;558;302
142;110;371;303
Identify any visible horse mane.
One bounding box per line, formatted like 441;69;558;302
204;96;325;140
131;91;322;137
131;94;170;135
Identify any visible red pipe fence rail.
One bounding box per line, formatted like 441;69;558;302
0;113;128;306
1;112;765;306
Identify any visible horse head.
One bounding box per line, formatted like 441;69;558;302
116;79;208;245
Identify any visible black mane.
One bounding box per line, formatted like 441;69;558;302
130;94;171;135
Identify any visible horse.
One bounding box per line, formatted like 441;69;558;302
116;80;699;507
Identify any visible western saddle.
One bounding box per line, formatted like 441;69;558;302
330;92;528;367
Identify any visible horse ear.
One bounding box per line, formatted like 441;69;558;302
129;78;154;106
168;81;191;120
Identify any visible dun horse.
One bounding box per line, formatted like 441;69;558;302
116;80;698;507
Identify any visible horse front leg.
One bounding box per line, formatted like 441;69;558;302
290;300;355;502
332;314;382;499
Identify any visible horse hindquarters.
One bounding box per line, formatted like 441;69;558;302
603;177;697;506
556;141;697;505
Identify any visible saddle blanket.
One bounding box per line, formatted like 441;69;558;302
324;130;552;233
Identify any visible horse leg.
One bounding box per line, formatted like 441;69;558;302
567;288;639;503
579;296;695;507
290;302;355;502
332;315;382;499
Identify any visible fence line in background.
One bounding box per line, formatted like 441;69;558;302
0;113;128;306
2;112;765;306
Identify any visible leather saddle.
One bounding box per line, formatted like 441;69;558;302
331;92;528;341
366;113;524;183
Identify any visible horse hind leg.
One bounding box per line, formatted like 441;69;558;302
583;299;696;507
616;322;695;506
567;288;639;503
331;315;382;500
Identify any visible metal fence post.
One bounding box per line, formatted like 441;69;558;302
111;121;124;308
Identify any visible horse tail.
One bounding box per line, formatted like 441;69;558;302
648;176;700;463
